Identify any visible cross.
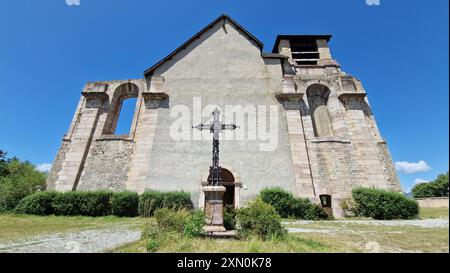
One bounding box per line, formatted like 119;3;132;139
193;108;239;186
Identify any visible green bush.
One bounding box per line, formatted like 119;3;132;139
142;222;164;253
52;191;83;216
305;203;330;220
78;191;113;216
111;191;139;217
236;198;287;240
51;191;113;216
183;210;206;238
15;191;57;215
260;187;328;220
412;172;449;198
154;208;189;233
352;188;419;220
223;205;237;230
138;191;193;217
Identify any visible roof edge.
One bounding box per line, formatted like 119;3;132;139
144;14;264;76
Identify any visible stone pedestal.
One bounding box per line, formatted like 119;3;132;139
202;186;226;232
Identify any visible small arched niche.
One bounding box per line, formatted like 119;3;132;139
103;82;139;135
208;168;235;208
306;84;334;137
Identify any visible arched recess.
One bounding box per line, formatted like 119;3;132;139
306;84;334;137
199;165;242;209
103;82;139;135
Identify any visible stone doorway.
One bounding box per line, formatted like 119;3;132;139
199;166;241;209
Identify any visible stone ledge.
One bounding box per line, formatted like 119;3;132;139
95;134;134;141
275;92;304;101
81;91;109;100
142;91;169;100
338;92;367;101
309;137;351;144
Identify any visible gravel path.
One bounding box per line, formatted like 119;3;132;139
285;219;449;229
0;228;142;253
285;219;449;234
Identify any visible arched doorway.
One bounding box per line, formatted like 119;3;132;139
207;168;235;207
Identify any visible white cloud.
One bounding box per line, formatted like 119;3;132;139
414;178;429;185
395;160;431;174
36;163;52;173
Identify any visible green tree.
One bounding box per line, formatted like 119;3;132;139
0;152;47;212
0;150;8;177
412;172;449;198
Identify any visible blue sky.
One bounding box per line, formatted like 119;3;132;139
0;0;448;192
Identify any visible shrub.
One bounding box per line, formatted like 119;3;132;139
154;208;190;233
52;191;112;216
111;191;139;217
78;191;113;216
305;203;330;220
183;210;206;238
339;198;357;218
352;188;419;220
15;191;57;215
223;205;237;230
52;191;82;216
142;222;164;253
236;198;287;240
412;172;449;198
139;191;193;217
260;187;328;220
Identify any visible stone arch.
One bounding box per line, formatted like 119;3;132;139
201;163;241;183
103;82;140;135
306;83;334;137
199;164;242;209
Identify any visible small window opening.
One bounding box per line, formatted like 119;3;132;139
291;41;319;65
114;98;137;135
319;195;332;208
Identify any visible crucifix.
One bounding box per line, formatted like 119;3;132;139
193;108;239;186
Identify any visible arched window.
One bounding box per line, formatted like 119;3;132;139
103;83;139;135
306;84;334;137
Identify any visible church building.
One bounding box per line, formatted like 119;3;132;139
46;14;402;216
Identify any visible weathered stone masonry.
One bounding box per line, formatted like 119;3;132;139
47;14;401;217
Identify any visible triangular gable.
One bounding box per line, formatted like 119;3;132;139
143;14;264;76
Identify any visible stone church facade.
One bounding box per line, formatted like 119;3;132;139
47;15;401;216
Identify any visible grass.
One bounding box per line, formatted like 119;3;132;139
0;214;149;243
419;207;449;219
112;233;336;253
1;209;448;253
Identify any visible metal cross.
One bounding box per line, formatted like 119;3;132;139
193;108;238;186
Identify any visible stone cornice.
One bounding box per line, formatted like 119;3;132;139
141;91;169;101
275;92;304;102
81;91;109;101
338;92;367;101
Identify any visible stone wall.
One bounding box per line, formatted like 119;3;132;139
77;139;133;191
415;197;449;208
